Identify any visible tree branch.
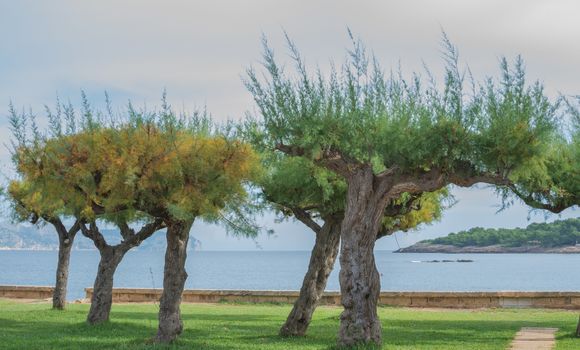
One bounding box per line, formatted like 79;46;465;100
80;222;108;251
376;194;421;240
275;143;305;157
120;219;166;251
318;148;362;179
290;207;322;234
447;173;511;188
117;221;135;241
45;217;82;243
67;219;82;239
386;167;512;199
508;185;575;214
376;226;397;240
275;143;358;178
46;216;67;237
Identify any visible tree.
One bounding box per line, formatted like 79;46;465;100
12;119;170;323
7;95;261;341
7;102;83;310
6;97;172;323
103;101;261;343
245;33;562;346
257;156;343;337
256;154;448;337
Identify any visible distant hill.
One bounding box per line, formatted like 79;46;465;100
0;221;201;251
397;218;580;253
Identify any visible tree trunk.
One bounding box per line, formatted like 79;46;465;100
86;246;125;324
53;234;75;310
155;219;194;343
576;315;580;337
337;166;388;347
280;218;341;337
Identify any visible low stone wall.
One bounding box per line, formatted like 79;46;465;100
3;285;578;309
84;288;580;309
0;285;54;299
378;291;580;309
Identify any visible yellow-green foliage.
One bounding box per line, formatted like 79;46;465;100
9;123;259;223
381;190;449;234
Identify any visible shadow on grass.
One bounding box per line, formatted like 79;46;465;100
111;310;278;323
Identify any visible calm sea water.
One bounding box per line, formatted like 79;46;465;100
1;250;579;300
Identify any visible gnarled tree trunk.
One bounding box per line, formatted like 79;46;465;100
156;219;194;343
53;234;75;309
86;246;126;324
337;166;388;347
280;218;341;337
82;220;163;325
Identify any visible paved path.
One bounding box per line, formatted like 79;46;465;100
509;327;557;350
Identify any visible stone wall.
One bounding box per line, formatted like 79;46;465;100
0;285;54;299
3;286;579;309
84;288;580;309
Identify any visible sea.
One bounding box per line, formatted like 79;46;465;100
1;250;579;300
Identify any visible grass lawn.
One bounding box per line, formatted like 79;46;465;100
0;299;578;349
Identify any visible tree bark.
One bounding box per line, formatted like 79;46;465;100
51;219;80;310
337;166;389;347
53;234;75;309
155;219;194;343
280;218;341;337
86;246;126;324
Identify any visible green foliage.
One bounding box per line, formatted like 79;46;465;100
506;97;579;212
260;156;346;219
245;32;561;189
428;218;580;248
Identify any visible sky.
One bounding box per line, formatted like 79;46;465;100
0;0;578;250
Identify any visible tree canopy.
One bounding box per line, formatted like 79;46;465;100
245;34;560;191
8;94;260;232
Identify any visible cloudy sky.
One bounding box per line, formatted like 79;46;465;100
1;0;578;250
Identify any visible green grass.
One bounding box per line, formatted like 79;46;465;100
0;299;578;349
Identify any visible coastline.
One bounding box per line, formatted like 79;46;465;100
396;243;580;254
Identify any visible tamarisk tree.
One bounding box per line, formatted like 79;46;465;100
245;34;563;346
7;96;261;341
109;102;261;343
258;156;448;337
7;98;169;322
7;102;84;310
